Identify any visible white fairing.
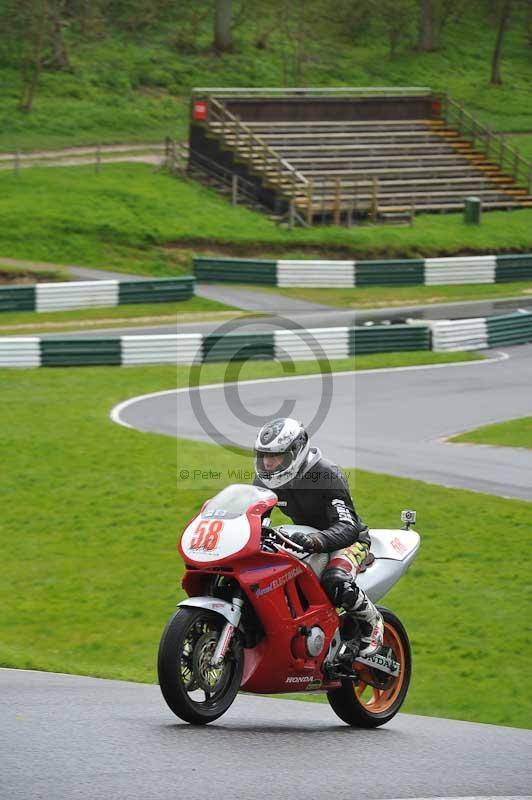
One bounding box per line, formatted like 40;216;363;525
181;514;251;563
357;528;420;602
277;525;420;604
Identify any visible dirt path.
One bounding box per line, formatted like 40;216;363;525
0;257;140;281
0;142;187;171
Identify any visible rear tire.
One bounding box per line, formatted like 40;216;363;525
158;607;243;725
327;606;411;728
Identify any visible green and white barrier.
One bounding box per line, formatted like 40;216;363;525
430;318;489;351
430;311;532;351
1;312;530;367
0;277;195;314
0;324;429;367
194;254;532;288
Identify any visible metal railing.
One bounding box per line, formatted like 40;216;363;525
205;96;308;213
187;149;265;208
441;95;532;193
193;86;433;98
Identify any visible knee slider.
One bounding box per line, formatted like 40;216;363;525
322;568;359;609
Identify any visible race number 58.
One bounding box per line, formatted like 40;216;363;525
190;519;224;551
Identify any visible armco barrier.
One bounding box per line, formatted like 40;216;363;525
349;325;431;354
424;256;495;285
121;333;203;365
0;276;195;314
277;261;354;288
0;285;36;312
1;312;530;368
36;280;118;312
193;253;532;288
431;311;532;351
355;260;424;287
495;254;532;282
194;257;277;285
487;311;532;347
40;338;122;367
0;337;40;367
202;332;275;363
118;278;194;304
275;328;350;360
430;319;488;352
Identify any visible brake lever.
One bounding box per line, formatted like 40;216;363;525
275;528;306;552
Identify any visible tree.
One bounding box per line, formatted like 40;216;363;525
214;0;232;51
48;0;71;69
381;0;415;57
490;0;512;84
18;0;49;112
418;0;438;50
525;0;532;46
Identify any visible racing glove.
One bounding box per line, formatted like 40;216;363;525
290;531;323;553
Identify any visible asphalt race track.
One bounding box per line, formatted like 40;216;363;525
114;344;532;501
38;289;532;339
2;669;531;800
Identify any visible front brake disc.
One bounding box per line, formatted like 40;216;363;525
192;631;229;694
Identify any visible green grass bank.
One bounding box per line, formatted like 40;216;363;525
1;354;530;729
235;282;532;309
0;296;244;335
452;416;532;449
1;9;531;152
1;165;532;279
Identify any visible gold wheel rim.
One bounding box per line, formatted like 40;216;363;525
352;621;406;714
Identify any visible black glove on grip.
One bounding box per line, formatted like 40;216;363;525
290;531;322;553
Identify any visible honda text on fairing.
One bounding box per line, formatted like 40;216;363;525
157;484;420;727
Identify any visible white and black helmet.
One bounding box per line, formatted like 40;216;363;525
254;418;310;489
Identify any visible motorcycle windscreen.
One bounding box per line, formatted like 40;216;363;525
201;483;276;520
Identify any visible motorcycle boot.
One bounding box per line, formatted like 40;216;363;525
344;584;384;657
323;570;384;658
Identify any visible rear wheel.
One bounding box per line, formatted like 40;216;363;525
158;607;243;725
327;607;411;728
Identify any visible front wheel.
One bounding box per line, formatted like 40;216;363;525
327;606;411;728
158;607;243;725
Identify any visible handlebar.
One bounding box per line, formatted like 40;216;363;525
261;526;307;555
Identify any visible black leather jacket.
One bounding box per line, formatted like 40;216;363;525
254;447;370;552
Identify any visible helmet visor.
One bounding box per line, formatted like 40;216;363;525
255;449;294;478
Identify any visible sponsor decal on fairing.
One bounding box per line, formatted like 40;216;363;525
253;566;303;597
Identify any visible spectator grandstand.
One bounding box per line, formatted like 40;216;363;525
187;88;532;224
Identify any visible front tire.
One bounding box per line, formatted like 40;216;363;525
327;607;411;728
158;607;243;725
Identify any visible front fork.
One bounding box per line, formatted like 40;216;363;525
210;595;244;666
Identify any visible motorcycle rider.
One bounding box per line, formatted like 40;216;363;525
253;417;384;657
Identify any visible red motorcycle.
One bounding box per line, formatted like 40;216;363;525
158;484;420;727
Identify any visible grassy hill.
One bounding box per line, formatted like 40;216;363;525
1;361;530;728
1;164;532;276
0;9;531;152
